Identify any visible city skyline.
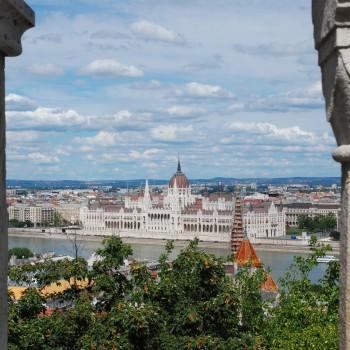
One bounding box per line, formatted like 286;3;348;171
6;0;337;180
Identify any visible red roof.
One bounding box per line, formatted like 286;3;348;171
169;160;190;188
261;273;278;292
38;307;57;317
169;171;190;188
235;239;262;268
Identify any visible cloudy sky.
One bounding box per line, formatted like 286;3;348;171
6;0;338;180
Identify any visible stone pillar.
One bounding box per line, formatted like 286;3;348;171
0;1;34;348
312;1;350;348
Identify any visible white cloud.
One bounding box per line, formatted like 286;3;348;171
74;131;119;147
230;82;323;112
6;94;37;112
131;20;185;45
166;105;205;118
79;145;94;153
82;59;143;78
151;124;194;142
224;121;333;147
128;148;162;160
32;33;62;44
142;161;159;169
233;41;311;57
28;152;60;165
6;96;154;132
7;107;86;130
4;3;337;179
132;80;162;90
7;131;40;143
177;82;233;99
27;63;64;77
55;145;72;156
107;110;152;130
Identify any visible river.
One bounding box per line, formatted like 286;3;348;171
9;235;329;284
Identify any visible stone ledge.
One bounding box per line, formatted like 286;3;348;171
0;0;35;57
332;145;350;163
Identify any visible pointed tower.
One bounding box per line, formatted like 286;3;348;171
143;179;151;210
261;273;278;292
177;156;181;172
231;195;244;255
235;239;262;267
235;239;278;292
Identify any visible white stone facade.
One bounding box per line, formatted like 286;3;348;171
8;204;55;225
80;181;234;242
245;202;286;239
80;163;286;242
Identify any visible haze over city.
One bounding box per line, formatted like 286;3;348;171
6;0;336;180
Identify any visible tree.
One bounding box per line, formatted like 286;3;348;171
24;220;34;228
298;213;337;233
90;236;133;311
8;247;33;260
52;212;70;227
7;237;340;350
263;238;339;349
330;230;340;241
8;219;20;228
9;219;34;228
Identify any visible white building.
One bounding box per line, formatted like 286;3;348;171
282;202;340;228
8;204;55;225
80;161;286;242
244;202;286;239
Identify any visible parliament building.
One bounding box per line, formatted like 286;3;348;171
80;161;286;242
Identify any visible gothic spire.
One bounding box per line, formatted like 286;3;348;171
177;156;181;172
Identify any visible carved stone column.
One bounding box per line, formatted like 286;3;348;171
0;1;34;347
312;1;350;348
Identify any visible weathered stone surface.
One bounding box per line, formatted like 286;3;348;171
0;0;35;56
333;145;350;162
313;1;350;349
0;56;6;350
313;0;337;46
0;1;34;348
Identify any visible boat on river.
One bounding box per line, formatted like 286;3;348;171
316;255;338;263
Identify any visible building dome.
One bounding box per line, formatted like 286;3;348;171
169;159;190;188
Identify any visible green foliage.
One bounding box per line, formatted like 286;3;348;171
9;219;34;228
330;230;340;241
17;288;45;319
53;212;70;227
263;238;339;349
8;236;340;350
286;227;303;236
298;213;337;233
8;247;34;260
91;236;133;310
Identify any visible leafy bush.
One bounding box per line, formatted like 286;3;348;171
8;237;339;349
8;247;34;260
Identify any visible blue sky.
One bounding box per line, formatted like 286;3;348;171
5;0;338;180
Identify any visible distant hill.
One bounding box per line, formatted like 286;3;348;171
6;177;340;190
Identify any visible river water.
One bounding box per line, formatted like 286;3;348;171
9;235;329;284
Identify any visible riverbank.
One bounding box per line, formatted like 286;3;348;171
9;229;229;249
8;228;340;255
